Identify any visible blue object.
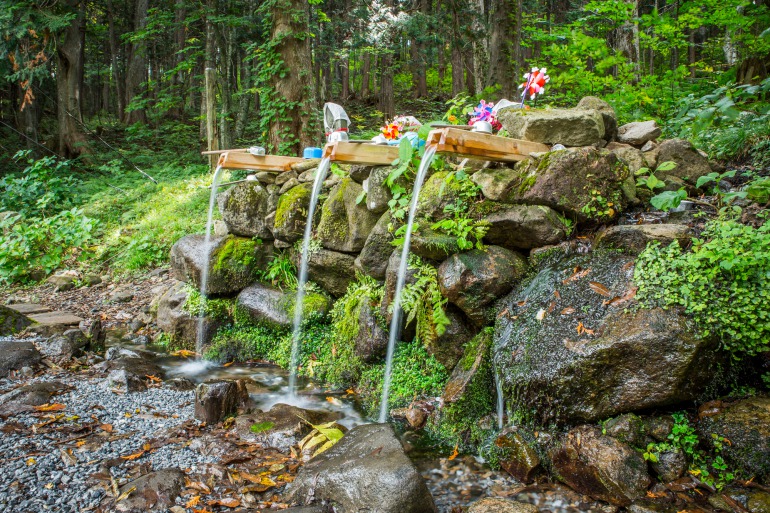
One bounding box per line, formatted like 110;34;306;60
303;147;322;159
386;132;421;149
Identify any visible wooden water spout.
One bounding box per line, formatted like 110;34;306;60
322;141;400;166
426;127;550;163
203;149;306;172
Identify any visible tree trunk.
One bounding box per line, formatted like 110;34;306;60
361;52;371;98
464;49;476;95
170;2;187;119
489;0;521;97
56;0;88;158
123;0;149;124
341;55;350;99
16;84;39;154
450;1;464;96
379;52;395;118
473;0;489;92
205;1;218;167
105;0;124;119
267;0;318;154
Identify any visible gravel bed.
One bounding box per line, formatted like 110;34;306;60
0;372;214;512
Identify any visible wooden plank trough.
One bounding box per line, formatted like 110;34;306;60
426;127;550;163
322;141;401;166
212;150;306;172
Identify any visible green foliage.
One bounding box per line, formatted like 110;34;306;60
250;421;275;433
359;341;449;416
747;176;770;204
650;189;688;212
580;188;617;220
635;218;770;357
182;284;234;322
635;161;677;191
430;169;490;251
1;152;78;216
400;256;450;347
259;251;298;291
696;170;748;207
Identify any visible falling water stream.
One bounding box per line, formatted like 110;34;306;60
287;157;332;396
193;164;225;367
495;371;504;429
378;145;437;423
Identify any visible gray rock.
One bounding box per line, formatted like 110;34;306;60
287;423;436;513
155;280;222;348
105;347;141;360
236;403;343;452
595;224;693;255
364;166;394;214
317;178;380;252
0;305;33;336
467;498;539;513
550;425;650;506
650;449;686;482
354;301;388;363
164;377;195;391
656;139;713;184
0;381;69;416
255;171;275;185
606;142;649;175
498;107;605;146
305;249;357;298
355;211;394;280
604;413;645;447
36;330;88;359
46;273;75;292
217;181;274;239
480;204;568;250
194;379;249;424
98;357;163;378
0;340;41;378
438;246;528;325
114;468;186;513
274;183;312;243
577;96;618;141
275;170;298;187
349;165;372;184
107;369;147;393
279;177;301;195
108;289;134;303
236;283;330;328
170;234;273;295
617;120;661;146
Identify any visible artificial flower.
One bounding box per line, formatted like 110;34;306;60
519;67;550;101
381;122;400;140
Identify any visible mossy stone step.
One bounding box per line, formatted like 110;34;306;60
6;304;52;315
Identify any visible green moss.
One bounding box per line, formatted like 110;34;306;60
274;183;310;228
182;284;235;321
212;236;258;274
250;421;275;433
316;179;351;245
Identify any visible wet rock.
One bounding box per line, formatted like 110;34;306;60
480;204;568;250
627;500;677;513
595;224;693;255
438;246;528;325
494;428;541;483
273;183;312;243
0;381;69;416
194;379;249;424
417;171;474;221
355;211;394;280
607;143;649;174
498;107;606;146
494;251;723;425
317;177;380;252
749;491;770;513
105;346;142;360
467;497;538;513
36;329;88;359
551;425;650;506
217;181;273;239
409;228;462;261
381;250;418;340
0;340;41;378
0;305;34;336
603;413;645;447
287;423;436;513
363;166;394;214
305;249;357;297
155;280;222;348
645;415;674;442
235;403;343;452
655;139;713;184
617;120;661;146
349;165;372;184
650;449;686;482
170;234;273;295
98;357;163;378
113;468;186;513
236;283;330;328
46;272;76;292
698;396;770;480
443;330;492;403
164;377;196;391
577;96;618;141
425;305;478;370
354;301;388;363
107;369;147;392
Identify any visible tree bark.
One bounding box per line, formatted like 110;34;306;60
450;1;464;96
105;0;125;119
489;0;521;97
379;52;395;118
56;0;89;158
205;0;218;167
361;52;371;98
123;0;149;124
341;55;350;99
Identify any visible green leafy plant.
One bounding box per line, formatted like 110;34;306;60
400;256;450;346
696;170;747;208
747;176;770;204
259;251;298;290
635;161;677;191
650;189;688;211
430;169;490;250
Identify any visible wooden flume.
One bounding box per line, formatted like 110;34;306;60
210;151;305;172
426;127;550;163
322;141;400;166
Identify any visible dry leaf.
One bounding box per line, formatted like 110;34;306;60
240;484;270;493
448;444;459;461
186;496;201;508
223;361;234;367
116;486;136;502
602;287;638;307
207;498;241;508
100;423;113;433
145;375;162;382
560;307;576;315
121;450;145;461
516;300;528;307
61;448;77;466
576;322;595;336
536;309;546;321
185;479;212;494
588;281;612;297
34;403;66;412
554;290;561;299
171;349;197;358
26;457;36;466
563;266;590;284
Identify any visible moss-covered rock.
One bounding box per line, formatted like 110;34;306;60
273;183;312;243
656;138;714;185
494;249;725;425
594;224;693;255
498;107;605;146
355;211;394;280
492;429;542;483
236;282;330;329
0;305;33;336
217;181;273;239
416;171;465;221
363;166;394;214
478;203;568;251
155;280;224;350
424;304;478;370
305;248;357;298
170;234;273;295
317;178;380;252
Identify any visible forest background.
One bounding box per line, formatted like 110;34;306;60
0;0;768;284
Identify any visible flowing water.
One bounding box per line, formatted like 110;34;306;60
495;371;504;429
288;157;332;396
195;164;225;360
378;145;438;423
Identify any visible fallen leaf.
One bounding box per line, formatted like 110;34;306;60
516;300;528;307
185;479;212;494
261;476;277;487
448;444;459;461
240;472;263;484
560;307;576;315
61;448;77;466
171;349;197;358
547;301;556;313
602;287;638;307
34;403;66;412
240;484;270;493
563;266;590;284
26;457;36;466
325;396;342;407
223;361;234;367
100;423;113;433
497;308;509;318
269;463;285;472
554;290;561;299
186;496;201;508
145;375;162;382
207;498;241;508
121;450;145;461
576;322;595;336
76;440;86;447
588;281;612;297
116;486;136;502
536;308;546;321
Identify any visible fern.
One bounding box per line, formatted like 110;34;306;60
400;256;450;346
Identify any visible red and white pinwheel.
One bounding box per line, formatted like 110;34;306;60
519;67;550;103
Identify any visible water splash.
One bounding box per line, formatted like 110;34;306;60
288;157;332;396
195;164;225;358
495;370;504;429
378;145;437;423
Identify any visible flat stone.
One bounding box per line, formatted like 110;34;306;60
498;107;605;146
114;468;186;512
617;120;661;146
26;311;83;337
235;403;343;452
594;224;693;254
6;304;52;315
0;341;41;378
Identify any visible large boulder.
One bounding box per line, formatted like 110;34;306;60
438;246;528;325
287;423;437;513
194;379;249;424
479;204;568;251
155;280;223;348
363;166;394;214
577;96;618;141
472;148;630;223
494;250;724;425
606;142;650;175
236;283;330;328
424;304;478;370
698;396;770;480
0;340;41;378
355;211;394;280
550;425;650;506
170;234;273;295
35;329;88;359
498;107;605;147
0;305;33;336
617;120;661;146
236;403;343;452
112;468;186;513
317;178;380;252
273;183;312;243
217;181;273;239
305;249;357;298
594;224;693;255
655;139;713;184
0;381;70;417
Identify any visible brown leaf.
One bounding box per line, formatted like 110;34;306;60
223;361;234;367
547;301;556;313
448;444;459;461
186;496;201;508
207;498;241;508
34;403;66;412
240;472;263;484
560;307;576;315
100;423;113;433
120;450;145;461
576;322;595;336
602;287;638;307
145;375;162;383
116;486;136;502
588;281;612;297
240;484;270;493
515;300;527;307
563;266;590;284
185;479;212;494
554;290;561;299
